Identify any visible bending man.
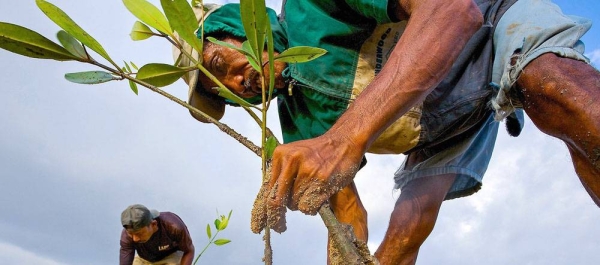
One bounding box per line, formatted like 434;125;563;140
120;204;195;265
178;1;600;264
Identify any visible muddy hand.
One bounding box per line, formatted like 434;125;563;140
250;168;291;234
263;136;362;232
250;177;287;233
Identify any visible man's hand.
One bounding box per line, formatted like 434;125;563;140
251;133;364;233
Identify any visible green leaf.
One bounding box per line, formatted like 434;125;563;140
214;219;221;230
240;0;267;65
0;22;78;61
217;213;230;231
65;71;116;84
214;86;254;108
213;239;231;246
124;61;133;73
130;21;155;41
136;63;188;87
265;136;278;160
56;30;86;59
208;37;260;72
161;0;202;52
224;210;233;228
217;220;227;231
207;37;254;58
130;61;139;70
206;223;212;239
265;20;275;98
36;0;115;65
241;41;257;60
274;46;327;63
242;41;260;72
129;80;139;95
122;0;173;36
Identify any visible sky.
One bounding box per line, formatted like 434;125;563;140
0;0;599;264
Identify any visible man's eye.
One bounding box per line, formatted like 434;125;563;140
215;58;226;74
209;55;222;74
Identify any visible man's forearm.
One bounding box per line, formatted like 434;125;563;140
119;246;135;265
328;0;483;150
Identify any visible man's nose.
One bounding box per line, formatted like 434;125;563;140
132;235;141;242
222;74;246;96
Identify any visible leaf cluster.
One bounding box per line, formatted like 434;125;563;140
0;0;326;114
194;210;233;265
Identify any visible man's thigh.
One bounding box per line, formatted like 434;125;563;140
132;256;150;265
159;251;183;265
490;0;592;120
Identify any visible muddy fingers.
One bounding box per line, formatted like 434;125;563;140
266;180;288;233
250;181;269;234
250;167;290;234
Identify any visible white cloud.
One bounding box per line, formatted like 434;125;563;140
458;221;473;234
0;242;65;265
587;48;600;67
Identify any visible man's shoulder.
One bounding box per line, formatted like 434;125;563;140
156;211;192;243
157;212;188;231
157;212;184;224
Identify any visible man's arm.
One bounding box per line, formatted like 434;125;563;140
258;0;483;232
325;0;485;152
180;245;195;265
163;212;195;265
176;221;195;265
119;229;135;265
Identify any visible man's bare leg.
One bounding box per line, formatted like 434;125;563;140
517;53;600;206
328;181;368;264
329;181;369;241
567;144;600;205
374;174;456;265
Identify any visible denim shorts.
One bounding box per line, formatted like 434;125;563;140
395;0;592;200
394;114;498;200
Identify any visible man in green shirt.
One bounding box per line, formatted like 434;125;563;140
179;1;600;264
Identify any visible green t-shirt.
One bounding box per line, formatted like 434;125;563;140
281;0;395;100
278;0;424;154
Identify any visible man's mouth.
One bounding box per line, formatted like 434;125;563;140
241;69;262;97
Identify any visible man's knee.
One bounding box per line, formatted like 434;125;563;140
392;191;440;232
387;175;453;248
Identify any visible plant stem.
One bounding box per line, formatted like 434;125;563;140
193;231;222;265
319;204;365;264
93;60;263;157
259;57;274;265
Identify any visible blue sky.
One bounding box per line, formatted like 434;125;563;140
0;1;599;264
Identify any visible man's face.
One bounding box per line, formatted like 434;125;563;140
198;36;287;99
125;221;156;243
